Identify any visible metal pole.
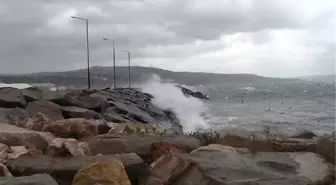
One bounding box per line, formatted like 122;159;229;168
85;19;91;89
128;52;131;88
113;40;116;89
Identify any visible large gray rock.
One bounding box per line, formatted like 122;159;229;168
0;174;58;185
61;106;104;120
0;108;30;127
83;135;201;159
6;153;146;185
20;87;43;102
51;90;110;113
26;100;64;121
0;87;26;108
102;109;129;123
172;145;334;185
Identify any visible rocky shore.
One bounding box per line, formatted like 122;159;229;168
0;86;335;185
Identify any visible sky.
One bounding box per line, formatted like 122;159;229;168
0;0;335;77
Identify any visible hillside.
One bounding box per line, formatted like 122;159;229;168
0;66;290;88
298;74;335;84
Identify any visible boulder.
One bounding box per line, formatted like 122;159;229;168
83;135;200;160
144;147;188;185
6;153;146;185
291;130;317;139
26;100;64;121
0;162;12;177
0;87;26;108
41;90;66;102
171;146;334;185
176;85;209;99
0;174;59;185
102;109;129;123
20;87;43;102
0;123;54;151
316;136;335;165
0;108;30;128
0;143;8;162
216;128;317;153
110;101;154;124
51;90;109;113
46;138;87;157
61;106;104;120
6;146;43;160
72;159;132;185
30;118;98;139
150;142;181;161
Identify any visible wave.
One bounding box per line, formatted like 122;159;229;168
140;74;210;133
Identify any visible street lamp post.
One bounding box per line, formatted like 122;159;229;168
71;16;91;89
102;38;116;89
120;50;131;88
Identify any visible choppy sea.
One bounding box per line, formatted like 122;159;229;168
195;80;335;135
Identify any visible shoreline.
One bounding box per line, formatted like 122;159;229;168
0;87;335;185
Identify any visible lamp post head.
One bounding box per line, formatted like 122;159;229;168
70;16;87;20
102;38;108;40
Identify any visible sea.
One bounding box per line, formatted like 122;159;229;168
195;80;336;135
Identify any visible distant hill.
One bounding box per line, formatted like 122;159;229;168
0;66;291;88
298;74;335;84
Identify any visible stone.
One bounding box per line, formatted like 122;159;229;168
0;87;26;108
72;159;132;185
25;112;50;131
83;135;200;160
177;85;210;99
102;110;128;123
150;142;180;161
41;90;66;102
46;138;87;157
7;146;27;159
316;136;335;165
190;144;248;154
61;106;104;120
88;119;111;135
107;122;162;136
26;100;64;121
0;174;58;185
0;123;54;151
0;108;30;128
145;151;189;185
216;128;318;153
0;144;8;162
6;146;43;160
6;153;146;185
110;101;167;125
291;130;317;139
171;147;334;185
31;118;98;139
20;87;43;102
0;163;12;177
52;90;110;113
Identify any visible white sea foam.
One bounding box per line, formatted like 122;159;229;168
140;74;209;133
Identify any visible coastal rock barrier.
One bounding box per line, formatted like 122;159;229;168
0;86;334;185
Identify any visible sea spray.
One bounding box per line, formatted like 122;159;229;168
140;74;209;133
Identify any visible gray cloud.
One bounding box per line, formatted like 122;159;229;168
0;0;334;77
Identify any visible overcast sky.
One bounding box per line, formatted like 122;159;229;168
0;0;335;77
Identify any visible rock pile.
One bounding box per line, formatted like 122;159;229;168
0;87;183;134
0;86;335;185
